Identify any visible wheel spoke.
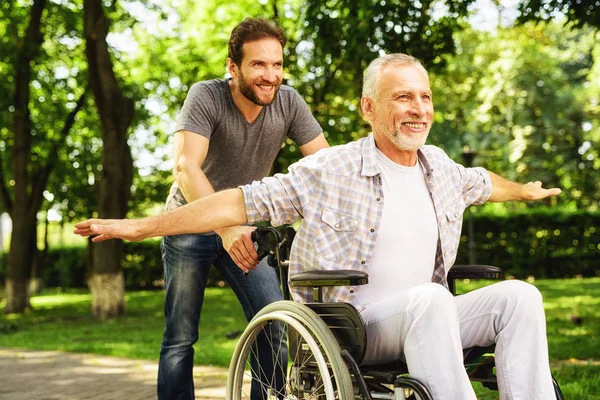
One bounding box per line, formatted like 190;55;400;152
227;302;353;400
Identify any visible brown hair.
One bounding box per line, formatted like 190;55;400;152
228;18;287;65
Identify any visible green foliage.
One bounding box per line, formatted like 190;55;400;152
458;208;600;278
273;0;477;172
0;239;225;290
517;0;600;29
1;209;596;291
431;22;600;209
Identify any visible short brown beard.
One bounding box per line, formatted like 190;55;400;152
238;69;281;106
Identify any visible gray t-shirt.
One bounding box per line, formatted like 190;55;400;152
166;78;322;210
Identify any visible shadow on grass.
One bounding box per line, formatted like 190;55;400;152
1;278;599;398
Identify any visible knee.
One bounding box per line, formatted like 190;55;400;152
496;280;545;319
499;280;543;304
410;283;456;316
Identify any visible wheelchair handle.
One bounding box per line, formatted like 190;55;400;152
249;227;283;273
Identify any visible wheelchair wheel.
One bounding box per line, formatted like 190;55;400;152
227;300;354;400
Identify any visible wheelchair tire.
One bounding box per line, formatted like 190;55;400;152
227;300;354;400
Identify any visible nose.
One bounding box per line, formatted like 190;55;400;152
411;98;426;116
263;66;278;83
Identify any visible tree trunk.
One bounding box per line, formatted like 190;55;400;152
29;215;48;295
83;0;134;318
3;0;45;314
4;216;35;313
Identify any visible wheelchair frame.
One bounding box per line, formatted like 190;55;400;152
225;226;565;400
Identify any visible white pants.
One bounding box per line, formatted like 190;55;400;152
360;280;554;400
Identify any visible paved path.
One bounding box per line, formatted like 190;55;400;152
0;348;230;399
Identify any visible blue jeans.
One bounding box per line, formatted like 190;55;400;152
158;233;286;400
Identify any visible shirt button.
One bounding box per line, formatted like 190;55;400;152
335;223;341;228
349;289;355;294
361;260;366;265
376;197;381;201
438;222;443;228
370;228;375;232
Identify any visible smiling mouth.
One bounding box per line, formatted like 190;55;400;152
402;122;427;129
257;84;276;91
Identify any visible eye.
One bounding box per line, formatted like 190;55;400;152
274;62;283;68
422;94;432;101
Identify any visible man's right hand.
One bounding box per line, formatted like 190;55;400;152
74;219;147;242
216;225;259;274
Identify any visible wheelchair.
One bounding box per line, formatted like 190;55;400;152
226;226;565;399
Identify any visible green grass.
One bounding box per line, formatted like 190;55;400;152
1;278;599;398
459;277;600;399
0;288;247;366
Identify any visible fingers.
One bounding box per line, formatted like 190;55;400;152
91;233;111;243
73;219;99;236
230;240;259;273
73;219;122;241
230;231;260;274
525;182;562;200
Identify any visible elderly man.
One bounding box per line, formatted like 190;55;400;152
76;53;560;399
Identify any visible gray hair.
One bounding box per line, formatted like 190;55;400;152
362;54;428;98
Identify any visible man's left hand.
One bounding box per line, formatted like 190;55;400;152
521;181;562;200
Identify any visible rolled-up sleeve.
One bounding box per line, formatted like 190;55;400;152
460;166;492;206
240;158;318;226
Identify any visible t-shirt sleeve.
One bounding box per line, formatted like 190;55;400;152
286;89;323;146
174;82;218;139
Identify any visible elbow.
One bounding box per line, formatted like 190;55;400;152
173;157;197;185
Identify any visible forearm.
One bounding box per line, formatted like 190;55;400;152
488;172;561;202
140;189;248;238
488;172;525;202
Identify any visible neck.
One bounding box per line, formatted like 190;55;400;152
373;133;418;166
228;79;263;123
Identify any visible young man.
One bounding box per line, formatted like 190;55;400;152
156;18;327;399
76;54;560;399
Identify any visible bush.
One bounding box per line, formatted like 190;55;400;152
457;209;600;278
0;209;598;289
0;239;226;290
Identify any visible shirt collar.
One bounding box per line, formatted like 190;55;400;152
361;133;434;178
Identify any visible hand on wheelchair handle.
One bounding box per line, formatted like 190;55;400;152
250;229;271;260
245;229;272;276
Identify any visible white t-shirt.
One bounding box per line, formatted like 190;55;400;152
357;148;439;307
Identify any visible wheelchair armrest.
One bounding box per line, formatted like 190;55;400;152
448;265;503;281
290;270;369;288
448;265;503;295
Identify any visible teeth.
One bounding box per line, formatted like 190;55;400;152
404;122;424;128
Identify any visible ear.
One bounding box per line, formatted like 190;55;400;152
361;96;375;122
226;58;238;78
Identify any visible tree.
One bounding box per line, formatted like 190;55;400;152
429;22;599;210
83;0;135;318
517;0;600;29
0;0;87;313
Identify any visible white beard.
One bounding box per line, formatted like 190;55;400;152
380;123;429;151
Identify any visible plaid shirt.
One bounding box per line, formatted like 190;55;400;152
241;134;492;307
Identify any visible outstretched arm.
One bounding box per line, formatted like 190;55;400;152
74;188;247;242
488;172;561;202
